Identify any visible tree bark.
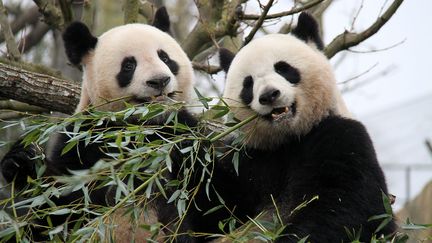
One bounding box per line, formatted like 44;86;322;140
0;62;79;114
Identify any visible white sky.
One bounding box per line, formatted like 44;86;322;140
323;1;432;117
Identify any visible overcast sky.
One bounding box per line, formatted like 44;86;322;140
323;1;432;117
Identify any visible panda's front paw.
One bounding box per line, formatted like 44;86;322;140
0;141;38;189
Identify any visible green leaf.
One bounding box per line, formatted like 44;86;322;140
211;105;230;119
368;213;391;222
61;140;78;155
203;205;224;216
232;151;239;176
49;209;71;215
194;87;212;109
167;190;180;204
381;191;393;215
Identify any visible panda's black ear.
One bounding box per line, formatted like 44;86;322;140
219;48;236;73
152;6;170;32
291;12;324;50
63;22;98;65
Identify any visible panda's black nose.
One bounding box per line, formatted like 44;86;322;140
146;76;170;90
259;88;280;105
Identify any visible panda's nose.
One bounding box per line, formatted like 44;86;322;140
146;76;170;90
259;88;280;105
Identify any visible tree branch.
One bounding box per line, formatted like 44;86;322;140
324;0;404;59
181;0;242;59
242;0;324;20
0;0;21;61
124;0;139;24
192;62;221;75
33;0;65;30
18;22;50;53
0;61;79;114
57;0;73;26
0;6;40;44
243;0;274;46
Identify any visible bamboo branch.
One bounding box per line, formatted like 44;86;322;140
324;0;404;59
0;61;79;114
0;0;21;61
242;0;324;20
243;0;274;46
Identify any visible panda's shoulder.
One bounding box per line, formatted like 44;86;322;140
306;115;374;155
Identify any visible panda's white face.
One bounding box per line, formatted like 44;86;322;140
223;34;346;149
79;24;193;111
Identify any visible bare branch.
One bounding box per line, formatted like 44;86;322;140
0;100;47;113
181;0;243;59
33;0;64;30
243;0;324;20
0;61;79;114
243;0;275;46
0;0;21;61
18;22;50;53
58;0;73;26
0;6;40;44
324;0;404;59
124;0;139;24
192;62;221;75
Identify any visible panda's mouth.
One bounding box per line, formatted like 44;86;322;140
131;92;177;104
263;101;297;121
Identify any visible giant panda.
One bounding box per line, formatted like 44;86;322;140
0;7;199;242
173;13;397;242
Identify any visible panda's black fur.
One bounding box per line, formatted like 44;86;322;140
0;7;200;242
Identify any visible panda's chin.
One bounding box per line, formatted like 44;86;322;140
261;101;297;122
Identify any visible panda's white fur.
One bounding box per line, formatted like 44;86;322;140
77;24;193;112
223;34;349;150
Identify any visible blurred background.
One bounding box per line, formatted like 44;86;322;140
0;0;430;239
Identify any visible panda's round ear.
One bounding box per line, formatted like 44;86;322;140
219;48;236;73
152;6;170;32
62;22;98;65
291;12;324;50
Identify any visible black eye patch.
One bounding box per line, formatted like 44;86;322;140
116;56;137;88
274;61;300;84
157;49;179;75
240;76;254;105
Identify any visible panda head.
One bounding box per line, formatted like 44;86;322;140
220;13;349;150
63;7;193;112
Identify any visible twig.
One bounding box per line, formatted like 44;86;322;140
341;65;396;93
242;0;324;20
192;62;222;75
350;0;364;31
338;62;378;85
243;0;275;46
324;0;404;59
346;38;406;54
210;114;258;143
0;0;21;61
425;139;432;157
